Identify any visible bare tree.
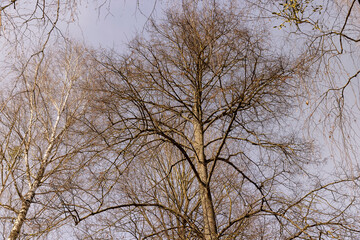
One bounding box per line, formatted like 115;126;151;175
61;1;360;239
0;44;100;239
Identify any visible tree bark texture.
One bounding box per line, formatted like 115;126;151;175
193;87;218;239
8;190;36;240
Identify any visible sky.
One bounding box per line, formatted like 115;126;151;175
68;0;160;51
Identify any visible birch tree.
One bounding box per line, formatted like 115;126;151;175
0;44;98;239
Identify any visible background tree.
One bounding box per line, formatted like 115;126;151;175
0;44;101;239
269;0;360;155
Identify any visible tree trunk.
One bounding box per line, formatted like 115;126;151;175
8;165;45;240
194;118;218;240
198;166;218;240
8;190;36;240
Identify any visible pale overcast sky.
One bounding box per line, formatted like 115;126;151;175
69;0;160;50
